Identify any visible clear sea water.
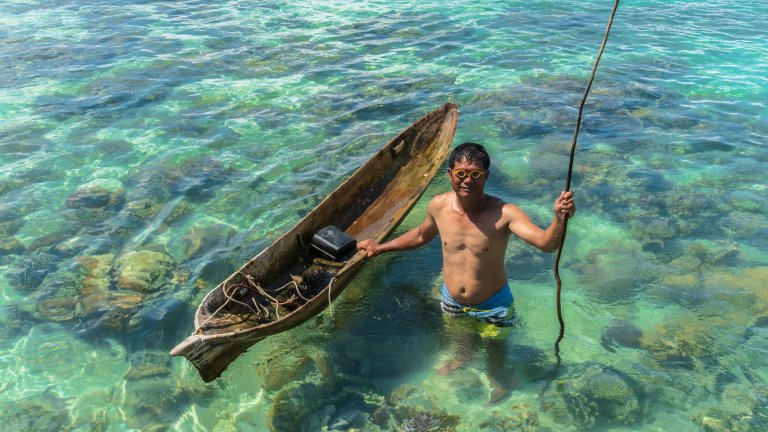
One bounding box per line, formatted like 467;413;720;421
1;0;766;430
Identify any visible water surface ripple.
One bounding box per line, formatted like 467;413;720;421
1;0;767;431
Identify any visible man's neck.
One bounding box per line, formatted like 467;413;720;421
455;192;487;215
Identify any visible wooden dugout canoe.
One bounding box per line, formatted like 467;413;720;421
171;103;458;382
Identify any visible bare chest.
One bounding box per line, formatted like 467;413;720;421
436;210;509;253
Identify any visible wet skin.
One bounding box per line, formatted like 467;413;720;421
356;156;575;404
358;158;576;305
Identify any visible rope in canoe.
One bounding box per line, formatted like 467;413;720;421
327;276;337;317
554;0;621;343
193;270;339;334
193;276;286;333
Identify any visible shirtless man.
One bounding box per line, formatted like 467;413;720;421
357;142;575;402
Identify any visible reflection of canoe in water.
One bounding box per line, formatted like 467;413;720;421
171;103;458;382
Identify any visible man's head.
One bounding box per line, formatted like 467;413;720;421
447;142;490;197
448;142;490;171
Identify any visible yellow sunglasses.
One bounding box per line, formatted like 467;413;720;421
451;169;487;179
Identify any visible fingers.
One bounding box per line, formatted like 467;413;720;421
357;240;377;258
555;191;576;218
357;241;369;256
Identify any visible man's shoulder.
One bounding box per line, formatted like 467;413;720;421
427;192;452;212
430;192;453;203
481;195;522;218
484;194;512;210
499;200;527;223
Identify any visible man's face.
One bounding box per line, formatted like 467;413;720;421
449;158;487;198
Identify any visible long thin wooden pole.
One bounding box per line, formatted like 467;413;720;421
555;0;621;345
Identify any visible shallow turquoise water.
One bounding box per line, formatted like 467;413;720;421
1;0;767;430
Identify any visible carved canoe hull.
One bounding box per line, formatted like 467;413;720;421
171;103;458;382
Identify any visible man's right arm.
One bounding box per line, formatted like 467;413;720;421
357;200;440;258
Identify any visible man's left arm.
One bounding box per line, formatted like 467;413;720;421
506;191;575;252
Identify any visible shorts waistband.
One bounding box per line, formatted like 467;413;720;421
440;283;515;326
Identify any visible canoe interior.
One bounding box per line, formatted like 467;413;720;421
191;103;458;339
196;259;343;332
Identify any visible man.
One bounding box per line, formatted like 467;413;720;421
357;142;576;403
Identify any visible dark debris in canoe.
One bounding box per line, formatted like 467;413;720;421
198;257;347;330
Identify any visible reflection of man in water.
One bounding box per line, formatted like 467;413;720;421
358;142;576;403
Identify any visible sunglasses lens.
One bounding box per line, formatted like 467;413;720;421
453;169;484;179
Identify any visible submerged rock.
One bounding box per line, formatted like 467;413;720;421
125;349;172;381
574;247;654;306
63;186;126;229
121;349;198;431
49;236;92;258
543;365;644;429
180;221;237;262
399;407;461;432
113;249;176;293
268;382;332;432
14;250;60;292
13;263;86;323
76;299;143;335
639;317;721;364
718;210;767;240
630;217;678;246
664;188;715;219
477;406;539;432
688;240;741;268
122;165;178;202
121;153;233;205
75;253;146;334
78;253;113;292
267;379;385;432
66;186;125;210
26;231;72;254
691;383;768;432
126;295;187;340
37;296;79;322
77;254;114;315
0;304;31;339
124;198;163;219
173;155;231;200
165;198;193;225
381;386;462;431
0;235;25;256
702;266;768;321
0;220;24;236
0;389;71;432
255;353;317;392
601;319;643;352
94;138;133;157
667;255;703;273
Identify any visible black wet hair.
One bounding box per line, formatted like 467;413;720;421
448;142;490;170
